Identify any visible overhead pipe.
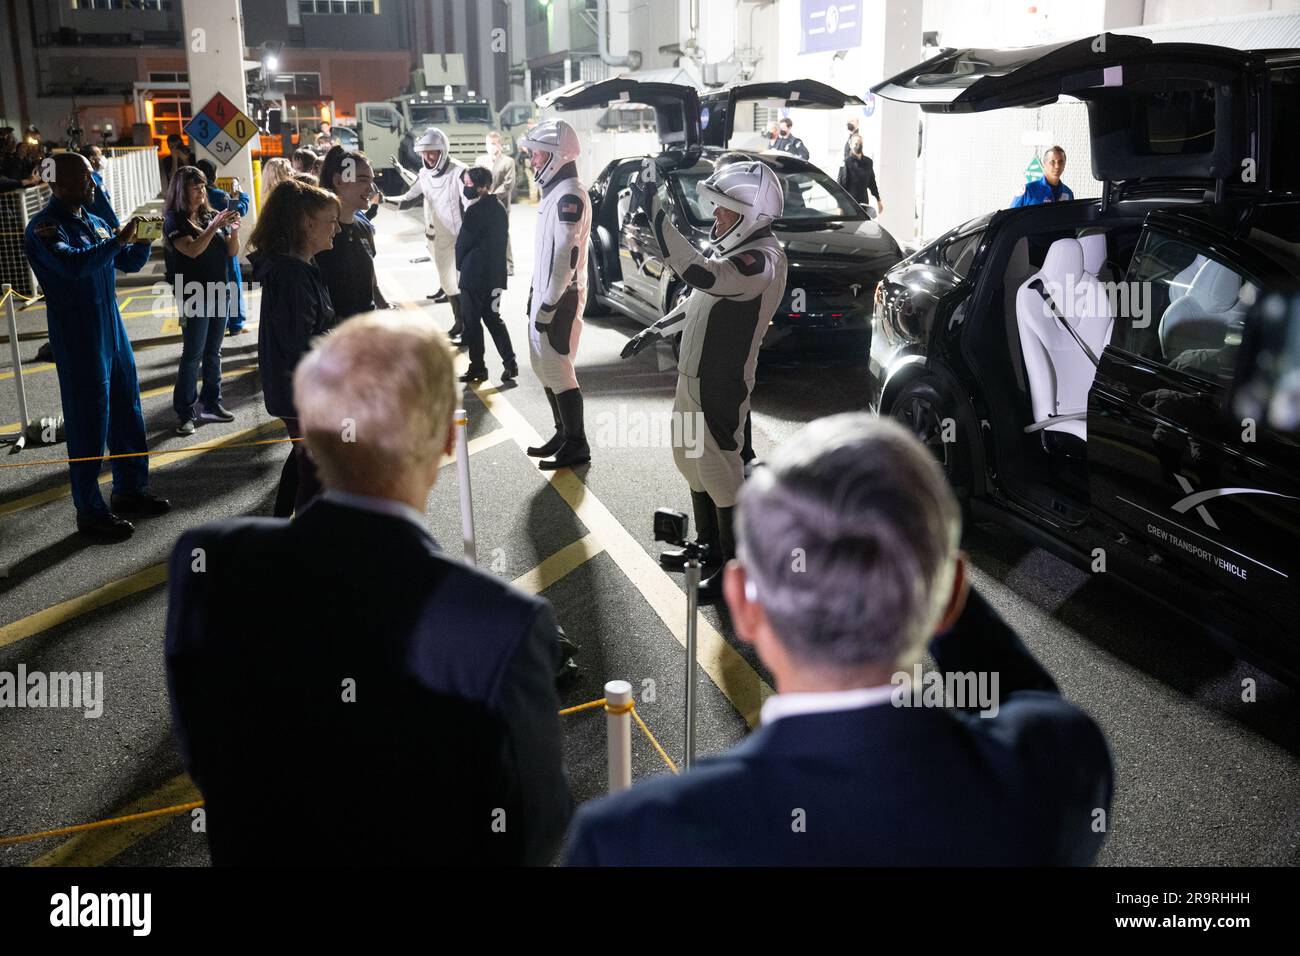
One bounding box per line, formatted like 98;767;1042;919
597;0;642;71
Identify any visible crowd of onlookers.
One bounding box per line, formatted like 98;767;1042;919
0;126;48;192
17;126;1113;866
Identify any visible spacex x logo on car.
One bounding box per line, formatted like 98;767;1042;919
1171;474;1300;531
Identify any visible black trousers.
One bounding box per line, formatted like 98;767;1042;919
272;417;322;518
461;285;516;371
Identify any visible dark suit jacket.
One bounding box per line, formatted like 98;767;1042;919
455;195;508;292
564;587;1113;866
165;497;571;866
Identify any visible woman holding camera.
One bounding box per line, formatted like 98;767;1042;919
163;165;241;436
247;177;340;516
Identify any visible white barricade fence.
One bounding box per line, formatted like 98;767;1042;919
102;147;162;225
0;184;50;297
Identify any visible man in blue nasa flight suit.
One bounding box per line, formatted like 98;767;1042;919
23;151;171;540
1011;146;1074;207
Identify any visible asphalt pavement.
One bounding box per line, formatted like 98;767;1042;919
0;199;1296;867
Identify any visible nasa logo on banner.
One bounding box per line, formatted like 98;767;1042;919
700;105;710;130
863;92;877;117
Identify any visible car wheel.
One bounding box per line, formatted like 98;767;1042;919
889;377;971;502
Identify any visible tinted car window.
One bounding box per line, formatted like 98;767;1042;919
941;229;984;278
672;166;864;224
1122;230;1255;385
1128;78;1217;157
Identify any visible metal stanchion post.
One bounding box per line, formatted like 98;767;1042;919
2;285;32;451
454;407;475;564
605;680;633;794
683;559;700;769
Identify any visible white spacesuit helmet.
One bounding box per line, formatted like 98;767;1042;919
696;160;783;254
521;119;581;188
414;127;451;174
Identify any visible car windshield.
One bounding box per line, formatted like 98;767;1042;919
672;165;866;224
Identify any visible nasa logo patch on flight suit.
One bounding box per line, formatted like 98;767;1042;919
95;226;111;239
33;220;59;244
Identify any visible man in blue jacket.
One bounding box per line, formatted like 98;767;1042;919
564;414;1113;866
196;158;249;334
23;151;170;540
1011;146;1074;207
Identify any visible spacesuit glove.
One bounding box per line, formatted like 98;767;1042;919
620;327;659;360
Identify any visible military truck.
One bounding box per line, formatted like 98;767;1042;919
358;53;507;190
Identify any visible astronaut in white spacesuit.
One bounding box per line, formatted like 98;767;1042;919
622;158;788;599
386;127;468;340
520;119;593;471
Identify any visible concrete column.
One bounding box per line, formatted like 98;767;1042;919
180;0;258;233
867;0;922;242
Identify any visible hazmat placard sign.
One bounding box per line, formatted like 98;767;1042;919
185;93;259;162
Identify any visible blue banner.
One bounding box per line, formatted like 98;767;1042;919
800;0;863;55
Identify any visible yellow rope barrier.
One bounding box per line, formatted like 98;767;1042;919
0;288;44;306
0;695;681;848
631;705;680;774
0;800;203;848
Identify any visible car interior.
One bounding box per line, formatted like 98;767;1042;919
960;206;1148;517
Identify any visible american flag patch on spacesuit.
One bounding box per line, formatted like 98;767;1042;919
557;195;584;223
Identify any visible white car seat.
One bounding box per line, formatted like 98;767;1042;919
1158;258;1247;358
1015;238;1115;442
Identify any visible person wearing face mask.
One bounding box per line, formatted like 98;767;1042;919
771;118;809;161
455;166;515;384
838;135;883;216
620;159;787;599
476;131;517;277
314;146;388;320
248;179;340;516
385;127;468;343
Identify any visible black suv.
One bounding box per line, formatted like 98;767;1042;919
868;34;1300;681
551;78;903;357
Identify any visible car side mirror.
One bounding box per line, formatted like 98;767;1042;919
860;202;877;220
1229;290;1300;434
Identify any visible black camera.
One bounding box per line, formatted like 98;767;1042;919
654;508;689;546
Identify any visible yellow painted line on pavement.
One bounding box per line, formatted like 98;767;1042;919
17;532;606;867
381;267;770;725
0;364;260;434
29;773;201;867
511;533;605;596
0;562;167;651
472;380;771;727
0;418;285;519
445;426;512;466
0;362;55;382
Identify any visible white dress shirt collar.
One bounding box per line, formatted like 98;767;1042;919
760;684;897;726
322;489;432;540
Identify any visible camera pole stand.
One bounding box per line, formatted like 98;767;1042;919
684;557;701;769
